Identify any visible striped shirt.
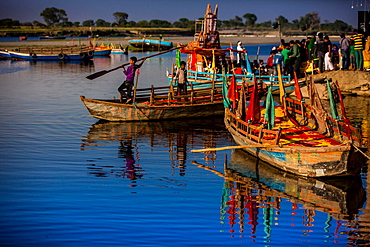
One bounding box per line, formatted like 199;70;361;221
352;33;364;50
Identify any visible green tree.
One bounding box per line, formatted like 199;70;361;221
0;18;20;27
126;21;136;27
73;22;80;27
113;12;128;26
96;19;111;27
149;19;171;28
40;7;67;27
136;20;149;27
299;12;320;31
243;13;257;26
275;15;288;28
82;20;95;27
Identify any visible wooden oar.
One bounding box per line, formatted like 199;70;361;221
86;46;184;80
191;144;279;153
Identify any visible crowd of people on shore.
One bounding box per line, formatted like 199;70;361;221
249;29;368;78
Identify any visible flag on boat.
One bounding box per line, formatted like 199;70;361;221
293;72;303;101
176;49;181;68
227;74;239;110
309;79;328;133
277;64;286;115
334;80;351;125
222;68;231;108
245;53;253;74
236;82;247;120
246;78;261;123
264;85;275;129
326;79;338;119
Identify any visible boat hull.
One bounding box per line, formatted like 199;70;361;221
81;96;224;121
128;39;173;51
224;110;363;177
8;51;93;60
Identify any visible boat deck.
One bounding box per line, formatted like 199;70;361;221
259;106;343;147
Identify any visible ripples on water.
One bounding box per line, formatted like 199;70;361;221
0;51;370;246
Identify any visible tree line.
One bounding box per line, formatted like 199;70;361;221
0;7;353;32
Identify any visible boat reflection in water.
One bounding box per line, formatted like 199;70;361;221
192;149;366;242
81;117;232;183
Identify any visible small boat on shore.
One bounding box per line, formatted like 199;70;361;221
2;46;94;60
128;39;173;51
90;45;111;56
39;35;66;40
19;36;27;41
223;67;366;177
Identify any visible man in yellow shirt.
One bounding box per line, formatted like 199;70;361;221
351;29;364;70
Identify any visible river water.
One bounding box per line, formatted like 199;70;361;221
0;49;370;246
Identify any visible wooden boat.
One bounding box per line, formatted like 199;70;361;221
128;39;173;51
110;44;128;55
171;4;292;90
223;68;366;177
39;35;66;40
5;46;94;60
90;45;111;56
0;49;12;59
81;80;225;121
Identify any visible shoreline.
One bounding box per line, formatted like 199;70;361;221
0;35;341;47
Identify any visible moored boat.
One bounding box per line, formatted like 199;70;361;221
0;49;12;59
4;46;94;60
80;80;225;121
128;39;173;51
223;67;366;177
39;35;66;40
90;45;112;56
19;36;27;41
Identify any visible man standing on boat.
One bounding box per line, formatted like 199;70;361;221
174;61;188;96
118;56;146;103
236;41;247;67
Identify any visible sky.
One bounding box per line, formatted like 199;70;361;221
0;0;366;27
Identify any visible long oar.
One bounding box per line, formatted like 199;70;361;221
86;46;184;80
191;144;279;153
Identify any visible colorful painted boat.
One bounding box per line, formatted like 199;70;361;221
80;80;225;121
5;46;94;60
128;39;173;51
0;50;12;59
171;4;291;91
91;45;111;56
110;44;128;55
223;71;366;177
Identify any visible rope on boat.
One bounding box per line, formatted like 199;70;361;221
353;145;370;160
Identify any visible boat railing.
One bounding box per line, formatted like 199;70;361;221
285;97;362;146
133;80;223;106
225;109;282;145
14;46;92;54
186;70;291;84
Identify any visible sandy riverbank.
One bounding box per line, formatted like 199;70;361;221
0;35;342;47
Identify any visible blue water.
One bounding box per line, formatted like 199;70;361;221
0;50;370;246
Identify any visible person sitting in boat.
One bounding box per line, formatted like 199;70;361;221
173;61;188;96
118;56;146;103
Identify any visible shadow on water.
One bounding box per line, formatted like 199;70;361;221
80;117;233;181
192;149;367;242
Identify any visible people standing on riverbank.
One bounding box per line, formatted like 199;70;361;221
324;35;334;71
281;44;293;75
351;29;365;71
289;40;301;76
339;33;350;70
118;56;146;103
314;32;326;73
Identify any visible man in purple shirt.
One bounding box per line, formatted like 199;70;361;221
118;56;146;103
